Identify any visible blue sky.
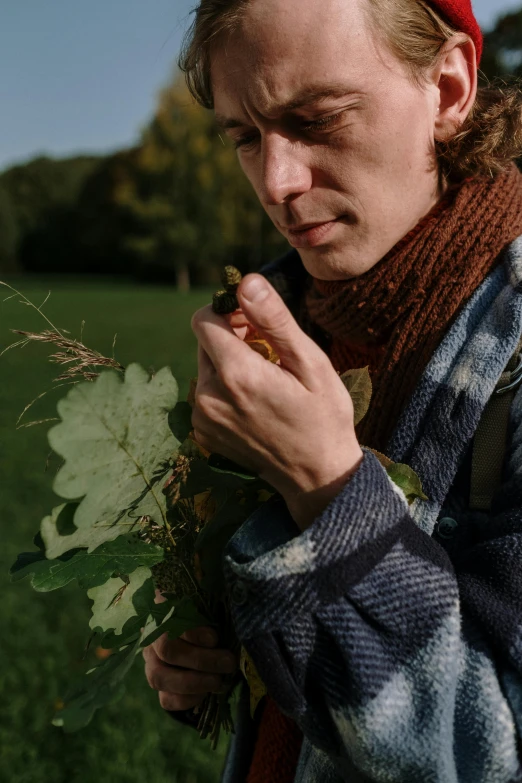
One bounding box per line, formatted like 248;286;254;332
1;0;520;171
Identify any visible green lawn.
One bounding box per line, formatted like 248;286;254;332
0;279;229;783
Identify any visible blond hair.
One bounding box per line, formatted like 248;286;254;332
179;0;522;182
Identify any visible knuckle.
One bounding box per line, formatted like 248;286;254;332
190;307;206;333
219;364;242;392
147;668;163;693
192;650;211;672
185;671;221;694
155;635;176;664
160;693;202;712
159;691;177;711
190;405;202;428
195;392;215;419
193;430;212;452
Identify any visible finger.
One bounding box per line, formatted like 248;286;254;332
226;310;251;331
237;274;324;385
192;304;257;376
225;311;257;341
146;657;224;695
154;634;237;674
181;626;219;648
159;691;205;712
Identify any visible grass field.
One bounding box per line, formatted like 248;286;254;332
0;279;229;783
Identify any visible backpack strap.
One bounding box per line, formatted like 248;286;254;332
469;336;522;511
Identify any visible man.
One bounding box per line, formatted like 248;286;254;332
143;0;522;780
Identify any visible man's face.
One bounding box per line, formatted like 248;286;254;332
211;0;443;280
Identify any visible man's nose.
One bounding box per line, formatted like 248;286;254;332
260;134;313;205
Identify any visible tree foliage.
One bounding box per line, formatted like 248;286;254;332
0;76;287;282
112;76;286;289
481;8;522;81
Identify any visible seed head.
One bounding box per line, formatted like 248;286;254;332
212;290;239;315
221;266;242;292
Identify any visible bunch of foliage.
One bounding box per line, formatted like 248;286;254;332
3;268;426;749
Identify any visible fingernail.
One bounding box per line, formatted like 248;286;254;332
242;277;269;303
217;655;237;674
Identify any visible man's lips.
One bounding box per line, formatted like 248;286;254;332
284;219;339;232
282;217;344;248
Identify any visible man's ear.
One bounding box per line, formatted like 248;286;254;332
434;36;478;142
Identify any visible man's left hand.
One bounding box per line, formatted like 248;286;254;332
191;273;364;530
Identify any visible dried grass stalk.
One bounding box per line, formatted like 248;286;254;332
11;329;125;382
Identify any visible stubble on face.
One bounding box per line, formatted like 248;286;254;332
211;0;442;280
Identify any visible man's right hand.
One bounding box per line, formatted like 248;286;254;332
143;626;238;712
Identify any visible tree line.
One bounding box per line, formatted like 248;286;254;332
1;7;521;288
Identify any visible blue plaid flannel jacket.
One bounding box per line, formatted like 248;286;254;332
220;235;522;783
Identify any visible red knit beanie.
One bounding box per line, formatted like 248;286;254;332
428;0;483;63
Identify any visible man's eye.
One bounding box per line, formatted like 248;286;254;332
301;112;344;132
233;112;345;150
234;134;259;150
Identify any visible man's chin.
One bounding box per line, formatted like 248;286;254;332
296;245;363;281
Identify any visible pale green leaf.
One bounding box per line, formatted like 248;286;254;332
88;566;153;635
43;364;179;557
41;504;135;558
340;366;373;425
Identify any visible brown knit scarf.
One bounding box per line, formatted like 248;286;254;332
246;163;522;783
306;163;522;453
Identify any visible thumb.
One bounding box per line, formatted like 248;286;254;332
237;273;322;382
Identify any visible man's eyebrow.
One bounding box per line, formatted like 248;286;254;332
214;84;359;130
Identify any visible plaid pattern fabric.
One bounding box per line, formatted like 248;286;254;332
221;236;522;783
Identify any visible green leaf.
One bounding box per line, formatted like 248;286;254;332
43;364;179;557
10;547;80;586
88;566;154;635
386;462;428;504
53;622;154;732
10;550;49;577
340;366;373;425
168;401;193;442
10;534;163;592
140;596;209;647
